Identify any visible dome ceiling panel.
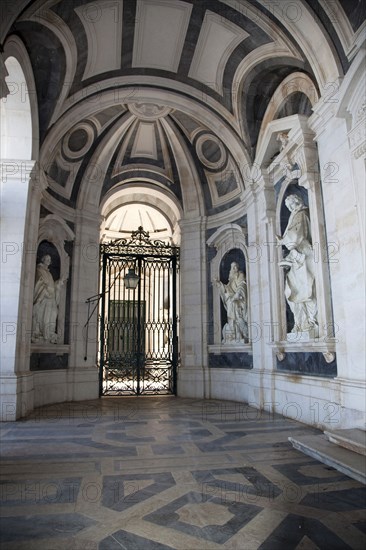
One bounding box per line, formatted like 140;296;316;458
10;0;352;144
188;10;249;95
90;104;127;131
132;0;193;72
75;0;123;80
112;117;174;183
7;0;355;219
131;122;158;160
170;111;203;141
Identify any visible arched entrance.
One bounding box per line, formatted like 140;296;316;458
99;226;179;396
0;35;39;420
98;191;182;396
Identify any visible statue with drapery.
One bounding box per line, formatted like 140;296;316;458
277;194;318;336
31;254;66;344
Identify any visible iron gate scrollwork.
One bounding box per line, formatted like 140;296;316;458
99;227;179;396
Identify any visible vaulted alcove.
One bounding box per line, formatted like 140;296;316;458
0;0;364;431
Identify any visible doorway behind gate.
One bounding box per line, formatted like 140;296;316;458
99;228;179;396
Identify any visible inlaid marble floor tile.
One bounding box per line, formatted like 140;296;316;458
0;397;365;549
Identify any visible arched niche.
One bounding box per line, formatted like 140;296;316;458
254;114;336;368
219;248;248;344
32;215;75;347
207;224;251;351
276;183;314;338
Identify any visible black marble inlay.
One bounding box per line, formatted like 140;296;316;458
215;172;238;197
276;92;313;119
0;477;81;506
68;128;88;152
171;111;201;137
106;432;155;443
273;461;347;485
13;22;66;144
144;490;262;544
168;428;213;442
3;427;93;438
202;139;222;163
209;352;253;369
93;105;126;127
151;444;185;455
195;432;248;453
159;420;202;427
48;161;69;188
259;513;353;550
102;472;176;512
0;512;95;543
338;0;366;31
30;353;68;371
301;487;366;511
192;466;282;500
276;351;337;377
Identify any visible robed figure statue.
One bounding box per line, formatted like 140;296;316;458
31;254;66;344
277;194;318;336
215;261;248;343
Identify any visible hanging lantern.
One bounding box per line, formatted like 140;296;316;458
124;268;139;289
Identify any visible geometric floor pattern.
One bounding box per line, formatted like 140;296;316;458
0;397;365;549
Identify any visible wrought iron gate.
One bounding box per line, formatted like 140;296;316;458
99;227;179;396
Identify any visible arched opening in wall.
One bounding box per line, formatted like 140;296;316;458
1;56;33;159
0;41;39;420
98;186;182;397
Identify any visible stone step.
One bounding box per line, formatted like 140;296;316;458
288;434;366;485
324;428;366;456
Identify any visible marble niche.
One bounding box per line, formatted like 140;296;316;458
30;215;74;370
256;116;337;374
207;224;252;369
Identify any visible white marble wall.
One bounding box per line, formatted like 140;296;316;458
178;51;366;430
1;37;364;430
0;160;35;420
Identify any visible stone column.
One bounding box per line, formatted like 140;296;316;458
246;174;279;412
177;216;208;398
67;209;100;401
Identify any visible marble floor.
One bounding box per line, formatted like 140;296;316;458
0;397;365;549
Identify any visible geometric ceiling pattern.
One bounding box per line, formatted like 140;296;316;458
3;0;363;221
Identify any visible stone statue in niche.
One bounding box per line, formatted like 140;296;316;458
277;131;289;151
215;262;248;343
31;254;67;344
277;194;318;337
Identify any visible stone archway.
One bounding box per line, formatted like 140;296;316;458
0;36;39;420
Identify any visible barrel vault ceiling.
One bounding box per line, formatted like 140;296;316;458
2;0;364;219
